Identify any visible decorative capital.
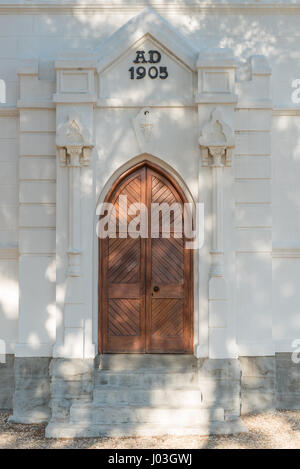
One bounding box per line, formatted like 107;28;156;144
56;110;94;167
199;108;234;167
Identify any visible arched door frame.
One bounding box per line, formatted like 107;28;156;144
97;158;194;354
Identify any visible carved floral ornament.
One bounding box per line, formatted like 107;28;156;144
199;108;235;167
133;107;159;153
56;110;94;167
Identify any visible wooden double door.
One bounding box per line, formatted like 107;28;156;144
99;163;193;353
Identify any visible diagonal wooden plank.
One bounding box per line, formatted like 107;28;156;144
108;299;140;336
109;301;134;336
152;239;183;269
151;299;184;337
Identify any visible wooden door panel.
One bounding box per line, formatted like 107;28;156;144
151;237;184;285
114;174;142;227
146;170;188;353
108;284;140;299
150;298;185;351
100;163;192;354
152;175;177;204
108;299;141;336
148;237;186;352
107;299;143;352
102;167;146;353
151;174;183;233
151;299;184;337
108;238;141;284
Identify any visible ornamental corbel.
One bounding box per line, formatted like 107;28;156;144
199;108;234;168
133;107;159;154
56;110;94;167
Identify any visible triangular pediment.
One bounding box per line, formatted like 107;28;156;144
96;7;197;73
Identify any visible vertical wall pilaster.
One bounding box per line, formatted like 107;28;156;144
235;56;273;356
15;60;56;358
53;53;96;359
10;59;56;423
197;50;237;359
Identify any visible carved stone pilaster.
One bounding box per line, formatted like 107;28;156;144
56;111;94;277
199;108;234;280
199;108;235;356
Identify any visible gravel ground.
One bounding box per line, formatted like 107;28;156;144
0;410;299;449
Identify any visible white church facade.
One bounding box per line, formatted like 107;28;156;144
0;2;299;437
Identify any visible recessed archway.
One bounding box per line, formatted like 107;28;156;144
98;160;194;354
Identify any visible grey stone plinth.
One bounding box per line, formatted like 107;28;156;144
275;353;300;410
240;356;276;415
9;357;51;423
46;355;246;439
45;418;248;439
198;358;241;381
98;354;198;372
47;358;94;425
7;353;300;437
0;355;15;410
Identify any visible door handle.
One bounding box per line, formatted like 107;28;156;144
153;286;160;292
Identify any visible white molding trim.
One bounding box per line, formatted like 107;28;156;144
17;100;55;110
0;107;18;117
96;98;195;108
96;7;197;73
19;252;55;257
53;94;97;105
237;250;272;254
0;247;18;259
2;2;300;14
196;93;238;105
272;243;300;259
273;108;300;116
275;340;299;353
14;343;53;358
236;100;273;110
238;341;275;357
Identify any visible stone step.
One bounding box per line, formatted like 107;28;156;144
70;403;224;425
94;371;199;388
46;419;248;438
94;374;241;408
93;387;204;408
96;354;198;372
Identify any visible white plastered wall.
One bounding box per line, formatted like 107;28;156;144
235;58;274;356
272;112;300;353
0;114;18;355
0;3;299;358
15;61;56;357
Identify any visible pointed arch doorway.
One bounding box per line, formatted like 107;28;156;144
98;161;193;353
